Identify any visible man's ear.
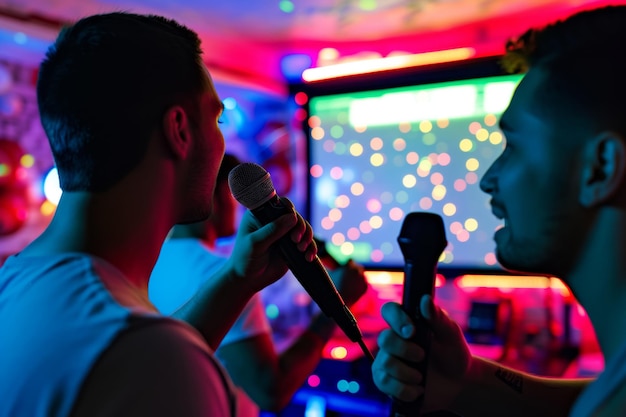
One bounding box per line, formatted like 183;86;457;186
579;132;626;207
161;105;192;159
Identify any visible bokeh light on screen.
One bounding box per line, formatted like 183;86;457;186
476;128;489;141
350;182;364;195
370;153;384;166
443;203;456;216
309;115;320;128
389;207;404;221
430;172;443;185
490;131;504;145
330;125;344;138
308;74;522;268
347;227;360;240
350;143;364;156
393;138;406;151
310;165;323;177
335;195;350;208
331;233;345;247
402;175;416;188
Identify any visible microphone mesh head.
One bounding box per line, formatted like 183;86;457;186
228;162;276;210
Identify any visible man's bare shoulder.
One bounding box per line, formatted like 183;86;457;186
71;317;233;417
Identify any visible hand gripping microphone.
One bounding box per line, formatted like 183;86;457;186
228;162;373;361
391;212;447;417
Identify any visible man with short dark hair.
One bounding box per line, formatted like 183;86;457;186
0;12;316;417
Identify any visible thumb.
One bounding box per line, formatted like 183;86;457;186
420;294;459;343
380;301;417;339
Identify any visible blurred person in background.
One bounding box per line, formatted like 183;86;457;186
150;152;369;412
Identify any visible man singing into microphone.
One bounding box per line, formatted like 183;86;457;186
0;12;316;417
372;5;626;417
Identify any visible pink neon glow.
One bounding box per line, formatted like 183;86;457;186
294;91;308;105
308;374;321;388
364;270;445;288
456;275;571;298
294;108;307;121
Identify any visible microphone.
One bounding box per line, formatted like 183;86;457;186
391;212;447;417
228;162;371;358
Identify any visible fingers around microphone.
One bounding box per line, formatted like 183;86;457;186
381;302;415;338
377;328;425;364
372;348;425;402
290;215;316;261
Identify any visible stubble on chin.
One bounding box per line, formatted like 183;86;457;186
494;232;559;276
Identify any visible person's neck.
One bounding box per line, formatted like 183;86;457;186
567;208;626;363
22;190;172;295
170;223;217;249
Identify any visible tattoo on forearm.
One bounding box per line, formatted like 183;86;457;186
495;367;523;393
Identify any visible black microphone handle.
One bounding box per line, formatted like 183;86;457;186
250;195;363;343
391;259;438;417
391;212;447;417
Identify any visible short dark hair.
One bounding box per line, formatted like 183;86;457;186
37;12;209;191
502;5;626;137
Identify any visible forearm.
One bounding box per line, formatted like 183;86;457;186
449;356;590;417
280;312;336;368
216;312;336;411
172;262;255;350
269;313;337;407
